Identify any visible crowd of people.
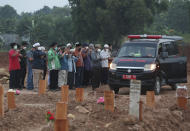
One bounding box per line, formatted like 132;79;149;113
8;42;113;91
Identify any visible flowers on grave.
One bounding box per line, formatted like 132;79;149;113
46;111;55;122
97;97;104;104
15;90;20;95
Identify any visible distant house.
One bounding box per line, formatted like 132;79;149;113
0;34;30;46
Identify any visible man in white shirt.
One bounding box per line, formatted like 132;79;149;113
100;44;110;84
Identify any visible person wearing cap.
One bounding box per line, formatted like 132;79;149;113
9;43;21;89
100;44;110;84
74;42;84;88
48;42;61;90
32;43;46;91
67;43;72;49
26;44;36;90
19;42;28;89
90;44;102;90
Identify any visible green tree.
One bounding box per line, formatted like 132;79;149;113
69;0;168;46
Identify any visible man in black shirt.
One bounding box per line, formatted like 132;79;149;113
19;42;28;89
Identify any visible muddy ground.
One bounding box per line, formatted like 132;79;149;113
0;46;189;131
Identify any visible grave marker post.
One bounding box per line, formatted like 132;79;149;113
39;80;46;95
61;85;69;103
104;90;115;112
0;84;4;117
129;80;141;120
146;91;155;108
76;88;84;102
7;91;16;109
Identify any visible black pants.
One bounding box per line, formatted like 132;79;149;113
43;68;47;80
101;67;109;84
83;70;91;86
75;67;83;88
19;68;26;88
68;72;74;89
49;70;59;90
9;70;20;89
92;67;101;90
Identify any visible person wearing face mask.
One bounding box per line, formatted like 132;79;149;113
100;44;110;85
32;43;46;92
48;42;61;91
9;43;21;89
90;44;101;90
19;42;28;89
74;42;84;89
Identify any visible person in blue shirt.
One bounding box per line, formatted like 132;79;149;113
32;43;46;91
26;45;35;90
58;46;69;88
67;49;78;89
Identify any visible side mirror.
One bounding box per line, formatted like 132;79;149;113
160;52;168;58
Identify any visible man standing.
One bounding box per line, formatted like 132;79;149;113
48;42;61;90
32;43;46;91
82;43;91;86
9;43;21;89
74;42;84;88
26;44;35;90
91;44;101;90
58;46;69;88
19;42;28;89
100;44;110;85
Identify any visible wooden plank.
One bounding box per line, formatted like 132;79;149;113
38;80;46;95
7;92;16;109
0;85;4;117
104;90;114;112
61;85;69;103
56;102;68;120
146;91;155;108
129;80;141;120
76;88;84;102
139;100;143;121
177;97;187;110
54;119;69;131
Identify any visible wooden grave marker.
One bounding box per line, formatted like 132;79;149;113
0;85;4;117
104;90;115;112
76;88;84;102
54;119;69;131
39;80;46;95
146;91;155;108
61;85;69;103
7;91;16;109
139;100;143;121
176;85;188;110
129;80;141;120
56;102;68;120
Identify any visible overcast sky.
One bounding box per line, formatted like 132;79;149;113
0;0;69;14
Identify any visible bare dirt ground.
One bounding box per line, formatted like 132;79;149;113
0;46;190;131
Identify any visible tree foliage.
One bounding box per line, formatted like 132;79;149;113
69;0;168;46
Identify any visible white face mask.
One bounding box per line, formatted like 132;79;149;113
97;49;101;52
23;47;27;50
14;45;17;50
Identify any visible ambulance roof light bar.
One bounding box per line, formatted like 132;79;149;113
128;34;162;39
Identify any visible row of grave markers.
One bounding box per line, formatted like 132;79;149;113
0;79;188;130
